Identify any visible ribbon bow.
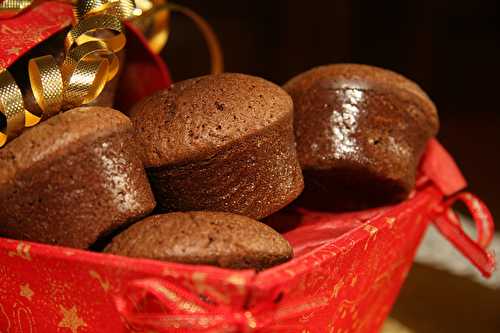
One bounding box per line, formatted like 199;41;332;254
114;278;328;333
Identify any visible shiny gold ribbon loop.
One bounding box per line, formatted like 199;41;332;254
74;0;111;20
62;41;113;107
132;0;169;53
0;0;34;19
64;58;110;108
132;2;223;73
101;51;119;80
0;69;26;146
63;39;117;81
74;0;138;22
28;55;64;123
65;14;126;53
0;0;33;11
100;0;138;21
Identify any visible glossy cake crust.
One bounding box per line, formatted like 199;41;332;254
0;107;156;248
105;211;293;270
284;64;439;210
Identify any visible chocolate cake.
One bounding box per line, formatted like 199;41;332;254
0;107;156;248
130;73;304;219
284;64;439;210
104;211;293;270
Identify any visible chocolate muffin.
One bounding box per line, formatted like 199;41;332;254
0;107;156;248
284;64;439;210
130;73;304;219
104;212;293;270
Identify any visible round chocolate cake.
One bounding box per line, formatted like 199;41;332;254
284;64;439;210
105;211;293;270
0;107;156;248
131;73;304;219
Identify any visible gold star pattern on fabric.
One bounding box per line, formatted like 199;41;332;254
192;272;229;304
332;278;345;299
58;305;87;333
8;242;32;261
226;274;246;295
89;270;110;292
386;217;396;228
19;283;34;301
350;276;358;287
363;225;378;236
0;25;21;34
6;47;21;56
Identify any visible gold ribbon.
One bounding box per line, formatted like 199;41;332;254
0;0;35;19
164;3;223;75
0;0;223;147
132;1;223;74
0;0;135;147
28;55;63;122
73;0;139;22
0;69;26;146
132;0;169;53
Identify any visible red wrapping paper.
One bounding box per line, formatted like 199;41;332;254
0;4;496;333
0;3;73;70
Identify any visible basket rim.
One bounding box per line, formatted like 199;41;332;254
252;185;441;290
0;185;442;292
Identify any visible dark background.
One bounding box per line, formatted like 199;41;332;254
163;0;500;223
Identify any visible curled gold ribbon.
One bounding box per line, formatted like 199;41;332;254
0;0;223;147
63;40;113;107
132;0;169;53
64;39;119;80
65;14;126;52
73;0;139;22
0;0;33;10
0;0;35;19
28;55;63;122
131;2;223;74
0;0;134;147
0;69;26;146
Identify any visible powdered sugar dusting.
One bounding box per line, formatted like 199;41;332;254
96;142;141;213
329;88;364;159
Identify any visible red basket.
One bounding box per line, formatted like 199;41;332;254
0;4;495;333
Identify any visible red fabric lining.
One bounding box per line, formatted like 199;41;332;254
0;3;73;69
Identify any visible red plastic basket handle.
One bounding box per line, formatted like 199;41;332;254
432;192;496;277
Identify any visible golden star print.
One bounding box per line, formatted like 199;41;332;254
0;25;21;35
89;270;110;292
19;283;34;301
6;47;21;56
58;305;87;333
8;242;32;261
